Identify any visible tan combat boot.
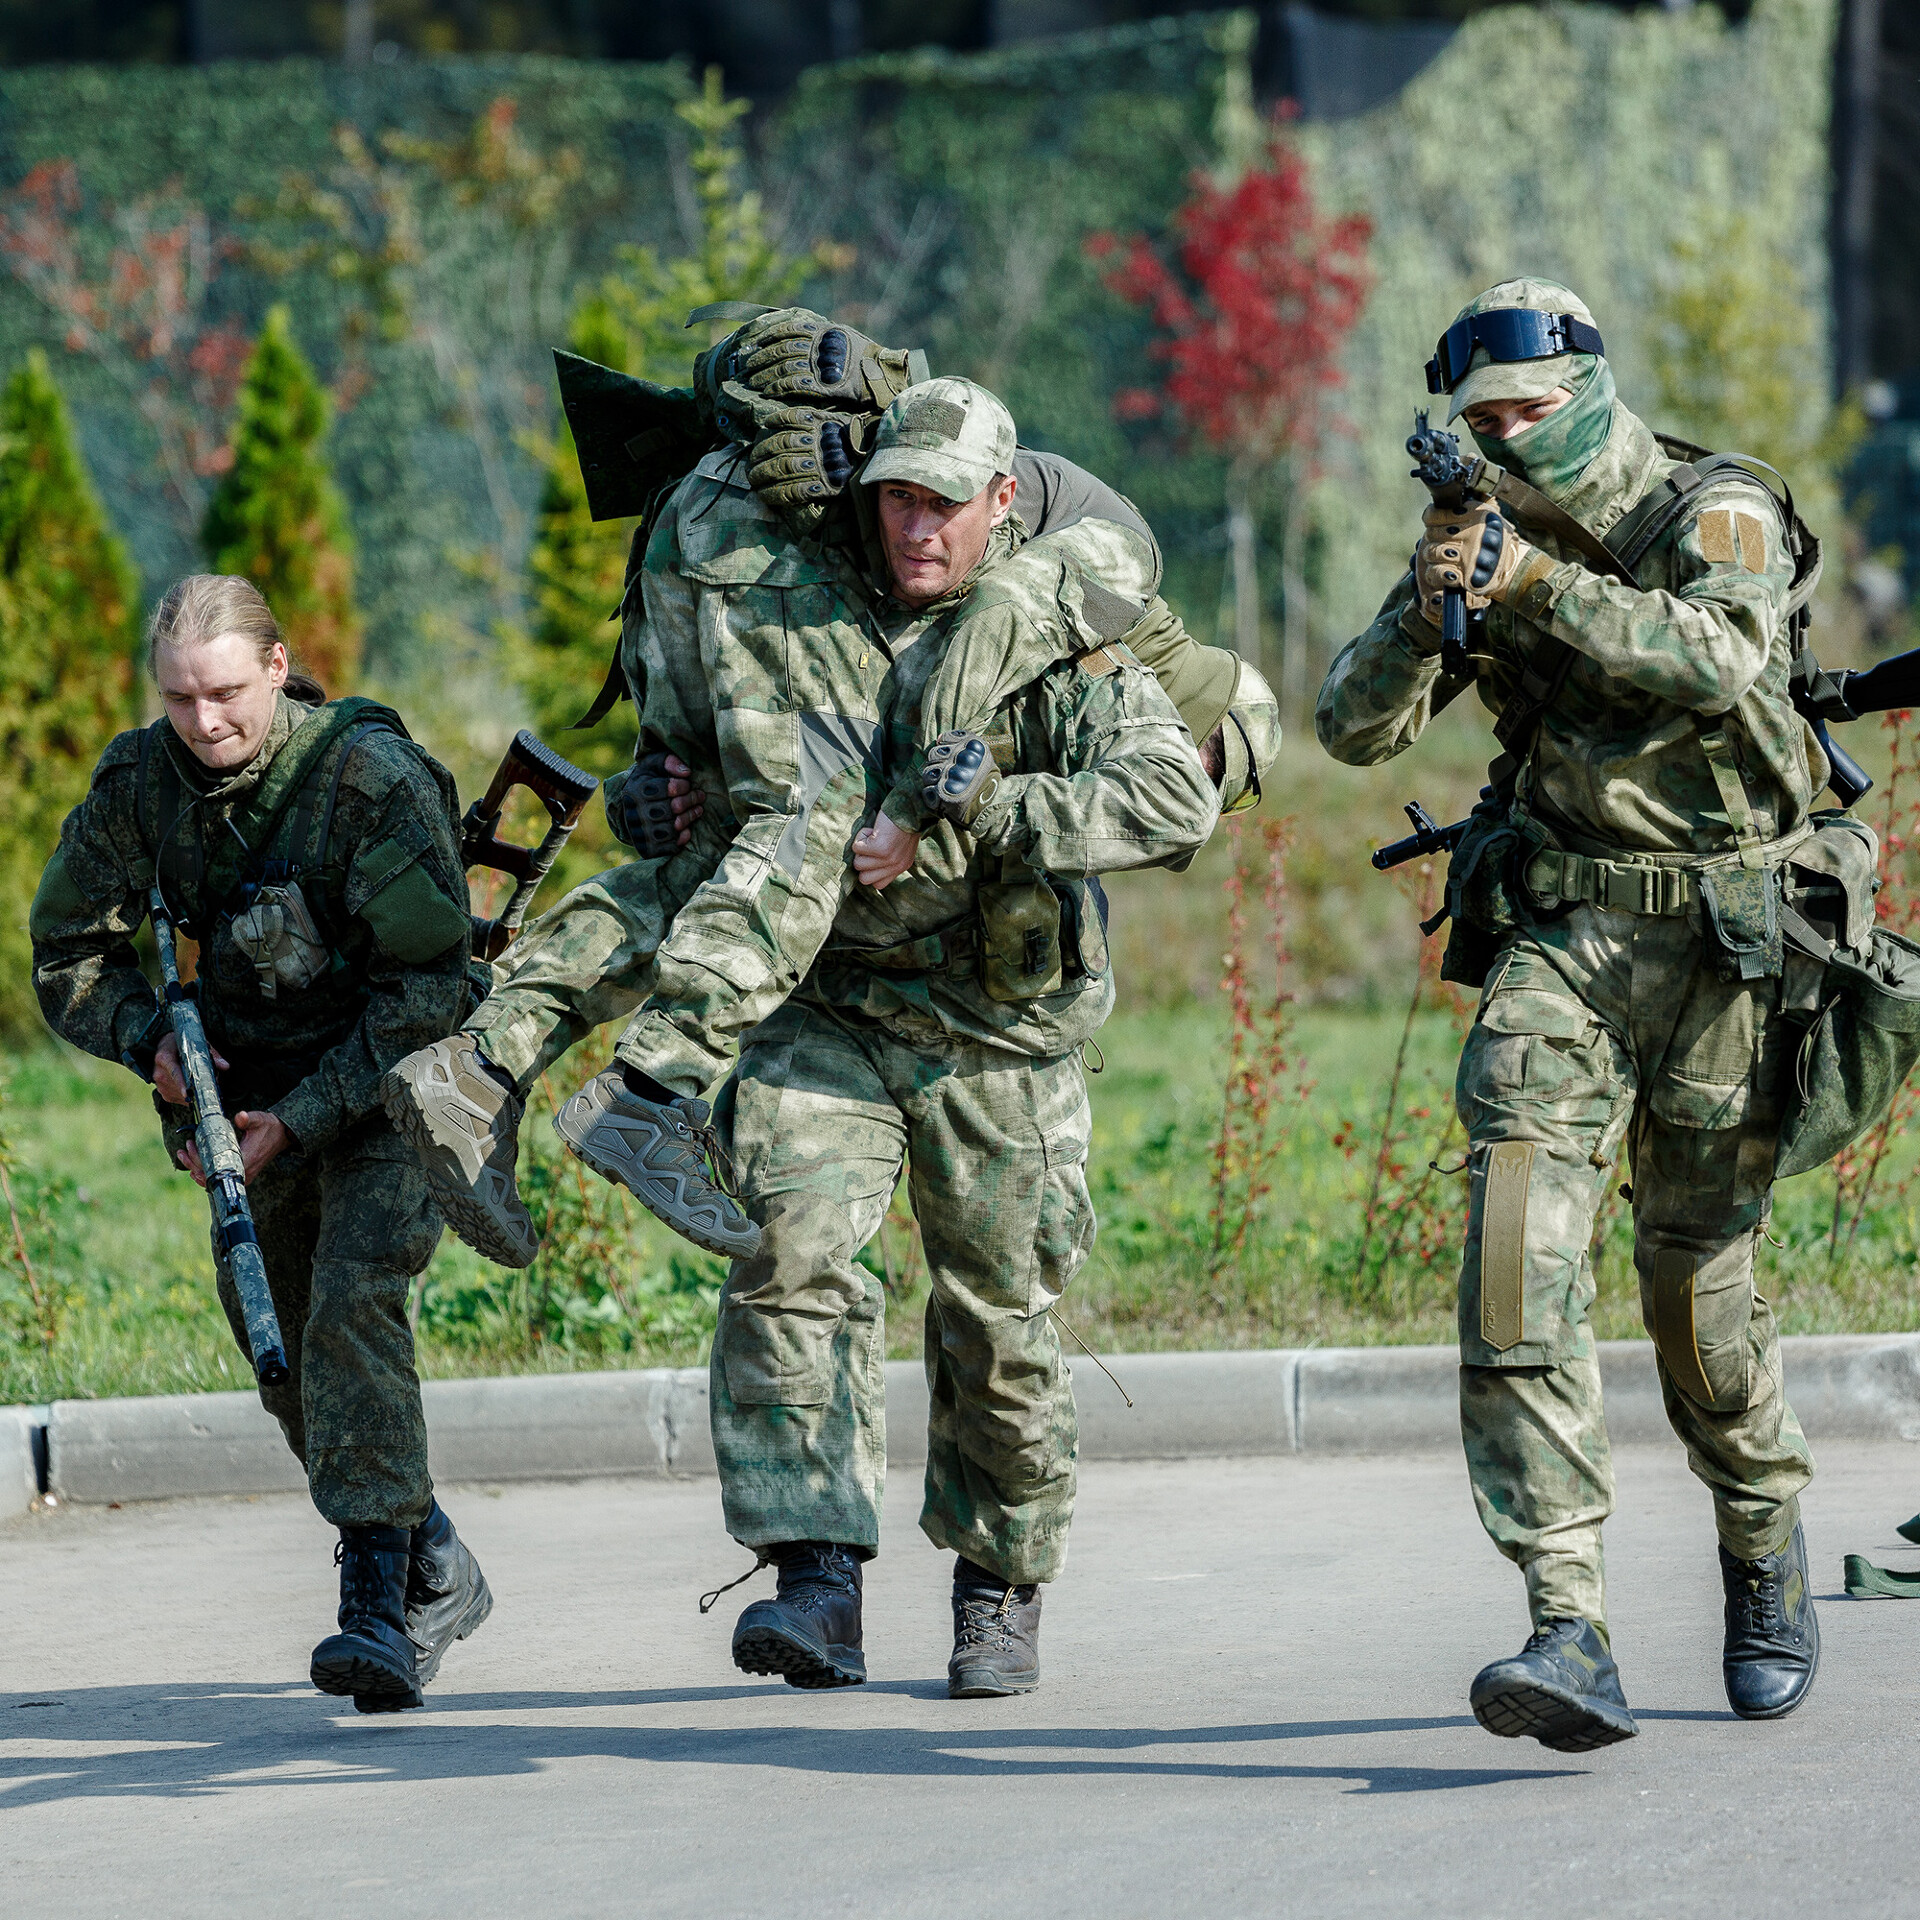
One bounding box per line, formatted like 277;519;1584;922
381;1034;540;1269
553;1068;761;1259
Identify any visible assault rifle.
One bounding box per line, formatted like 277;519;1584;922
461;730;600;960
149;887;289;1387
1407;410;1497;681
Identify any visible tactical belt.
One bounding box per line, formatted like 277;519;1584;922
1521;824;1813;918
1521;850;1696;917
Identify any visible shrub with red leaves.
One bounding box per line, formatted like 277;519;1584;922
1088;135;1371;470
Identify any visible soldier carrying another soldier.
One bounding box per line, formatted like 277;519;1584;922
31;576;492;1715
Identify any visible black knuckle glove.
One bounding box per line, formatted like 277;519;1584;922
608;751;683;859
920;730;1001;831
737;312;897;408
746;407;857;512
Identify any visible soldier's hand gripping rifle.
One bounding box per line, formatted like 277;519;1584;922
462;730;600;961
1408;410;1499;682
148;888;289;1388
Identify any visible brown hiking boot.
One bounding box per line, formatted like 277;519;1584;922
553;1069;761;1259
382;1034;540;1269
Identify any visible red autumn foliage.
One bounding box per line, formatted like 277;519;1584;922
0;160;252;538
1088;134;1371;471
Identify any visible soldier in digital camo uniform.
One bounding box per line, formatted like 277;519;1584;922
383;309;1276;1274
1317;279;1840;1750
31;576;491;1715
706;377;1219;1699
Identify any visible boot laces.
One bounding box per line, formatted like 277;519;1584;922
1731;1559;1787;1639
674;1105;741;1197
334;1538;389;1617
955;1585;1024;1653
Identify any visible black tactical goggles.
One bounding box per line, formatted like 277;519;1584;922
1425;309;1605;395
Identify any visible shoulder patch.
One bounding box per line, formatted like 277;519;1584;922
1698;508;1737;566
1076;575;1148;644
1076;645;1122;678
1735;510;1767;573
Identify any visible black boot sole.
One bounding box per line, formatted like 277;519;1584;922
948;1663;1039;1699
732;1624;866;1690
312;1640;425;1714
411;1571;495;1688
1470;1673;1637;1752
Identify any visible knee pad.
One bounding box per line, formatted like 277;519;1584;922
1642;1239;1756;1411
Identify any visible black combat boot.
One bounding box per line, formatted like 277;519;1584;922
948;1557;1042;1699
1721;1523;1819;1719
1469;1617;1637;1752
731;1542;866;1689
311;1523;424;1714
407;1500;494;1687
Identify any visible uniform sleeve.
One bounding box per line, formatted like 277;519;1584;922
28;742;163;1071
879;521;1160;834
968;658;1219;877
1503;482;1793;713
611;523;877;1101
269;747;472;1150
1315;571;1473;766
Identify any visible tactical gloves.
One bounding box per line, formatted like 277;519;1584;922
746;406;859;515
693;306;926;529
734;310;920;413
607;751;697;859
1415;500;1556;625
921;730;1000;830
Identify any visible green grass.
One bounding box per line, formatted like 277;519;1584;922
4;978;1918;1405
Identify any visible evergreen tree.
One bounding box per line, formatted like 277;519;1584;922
0;350;138;1035
202;306;361;693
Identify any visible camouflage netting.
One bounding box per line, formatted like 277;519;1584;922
0;1;1834;711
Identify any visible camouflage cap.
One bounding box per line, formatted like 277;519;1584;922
1442;279;1602;422
1219;656;1281;814
861;377;1017;502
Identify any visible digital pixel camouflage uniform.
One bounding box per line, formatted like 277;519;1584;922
1316;335;1843;1632
466;448;1225;1102
711;519;1220;1584
31;693;472;1528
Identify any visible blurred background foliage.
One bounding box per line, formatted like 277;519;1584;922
8;0;1920;1390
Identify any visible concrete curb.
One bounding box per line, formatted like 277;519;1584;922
9;1333;1920;1512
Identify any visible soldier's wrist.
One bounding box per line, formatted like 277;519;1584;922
965;778;1019;849
1489;545;1560;615
882;776;936;837
1398;600;1444;657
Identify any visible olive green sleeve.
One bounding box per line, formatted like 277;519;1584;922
269;747;472;1151
28;741;163;1071
1315;571;1473;766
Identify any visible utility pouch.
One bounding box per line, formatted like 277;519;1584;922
979;875;1064;1002
1697;865;1783;983
1775;908;1920;1180
229;880;332;1001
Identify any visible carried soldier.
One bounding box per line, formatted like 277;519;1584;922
31;576;493;1715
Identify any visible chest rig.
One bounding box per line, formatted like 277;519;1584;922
134;698;406;977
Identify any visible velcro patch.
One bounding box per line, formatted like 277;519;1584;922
1698;509;1737;566
1480;1140;1534;1351
1735;510;1767;572
902;396;966;440
1076;646;1122;678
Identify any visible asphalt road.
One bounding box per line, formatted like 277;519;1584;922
4;1441;1917;1919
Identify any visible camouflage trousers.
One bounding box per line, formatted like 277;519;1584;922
1456;902;1814;1632
710;1002;1095;1584
216;1114;440;1529
464;859;679;1088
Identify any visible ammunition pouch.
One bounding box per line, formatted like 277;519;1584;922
1696;866;1783;983
228;880;332;1001
1438;799;1554;987
980;877;1065;1002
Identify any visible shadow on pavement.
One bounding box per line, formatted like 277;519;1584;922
0;1688;1582;1801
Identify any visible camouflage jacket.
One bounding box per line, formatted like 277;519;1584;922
31;692;472;1150
1316;401;1818;858
802;538;1219;1061
604;448;1219;1094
